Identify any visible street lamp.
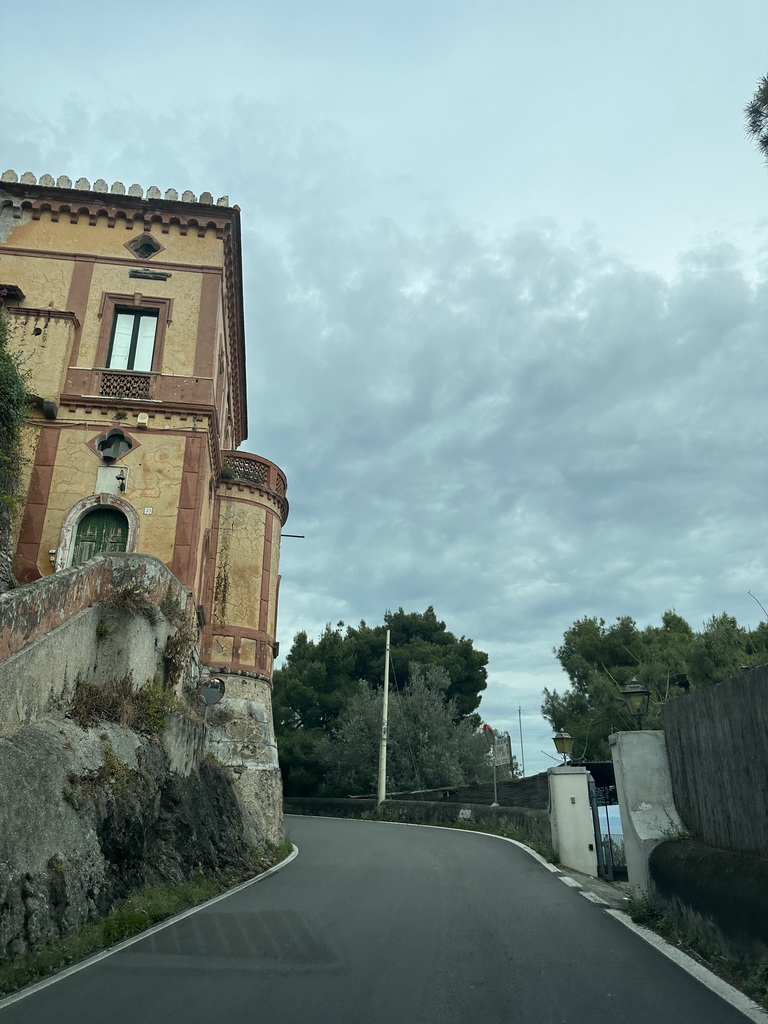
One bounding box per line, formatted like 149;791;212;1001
621;677;651;729
552;730;574;765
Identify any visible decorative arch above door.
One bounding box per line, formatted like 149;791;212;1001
55;494;140;570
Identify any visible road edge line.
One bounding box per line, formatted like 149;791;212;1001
604;909;768;1023
0;845;299;1013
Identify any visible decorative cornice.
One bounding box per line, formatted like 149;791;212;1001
0;189;230;239
7;307;79;326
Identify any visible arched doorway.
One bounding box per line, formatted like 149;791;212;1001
56;495;140;571
71;507;129;566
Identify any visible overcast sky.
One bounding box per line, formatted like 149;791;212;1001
5;1;768;775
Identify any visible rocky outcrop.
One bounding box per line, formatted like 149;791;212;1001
0;716;251;959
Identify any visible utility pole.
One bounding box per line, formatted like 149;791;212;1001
376;629;391;807
518;705;526;777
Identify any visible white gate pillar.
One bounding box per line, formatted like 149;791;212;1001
548;766;598;876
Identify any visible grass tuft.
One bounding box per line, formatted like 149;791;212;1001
69;675;175;734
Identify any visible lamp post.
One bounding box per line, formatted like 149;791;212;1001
621;677;651;729
552;730;574;765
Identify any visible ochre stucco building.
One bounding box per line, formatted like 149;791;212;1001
1;169;287;674
0;170;288;837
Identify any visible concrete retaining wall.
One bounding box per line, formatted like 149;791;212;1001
0;553;189;736
650;839;768;968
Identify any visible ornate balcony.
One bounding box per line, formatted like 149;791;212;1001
220;450;288;522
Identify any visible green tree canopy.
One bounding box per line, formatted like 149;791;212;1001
272;607;489;795
542;610;768;760
317;665;494;796
745;74;768;167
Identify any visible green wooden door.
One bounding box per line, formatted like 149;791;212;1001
72;509;129;565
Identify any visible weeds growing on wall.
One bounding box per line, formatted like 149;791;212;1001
69;675;176;734
164;619;198;688
159;584;199;689
106;577;159;623
0;311;28;590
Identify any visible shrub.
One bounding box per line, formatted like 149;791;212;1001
106;577;158;623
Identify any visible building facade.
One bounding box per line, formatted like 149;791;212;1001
0;170;287;838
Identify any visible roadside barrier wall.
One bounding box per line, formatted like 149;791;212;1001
283;796;552;851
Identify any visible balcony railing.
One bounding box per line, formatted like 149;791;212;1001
99;371;152;399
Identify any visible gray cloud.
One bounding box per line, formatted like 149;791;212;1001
9;94;768;773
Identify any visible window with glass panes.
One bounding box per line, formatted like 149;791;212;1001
107;309;158;371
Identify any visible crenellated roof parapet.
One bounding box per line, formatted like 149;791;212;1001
1;170;229;206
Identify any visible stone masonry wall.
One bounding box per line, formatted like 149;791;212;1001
0;715;251;959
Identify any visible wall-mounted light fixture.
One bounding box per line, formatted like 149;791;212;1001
115;470;127;493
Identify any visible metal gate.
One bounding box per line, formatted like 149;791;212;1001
587;766;627;883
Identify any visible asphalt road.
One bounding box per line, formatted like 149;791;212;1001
0;815;759;1024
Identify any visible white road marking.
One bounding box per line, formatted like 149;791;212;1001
558;875;581;887
580;890;608;905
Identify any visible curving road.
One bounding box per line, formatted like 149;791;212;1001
0;815;760;1024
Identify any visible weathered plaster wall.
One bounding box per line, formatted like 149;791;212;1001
3;212;224;267
6;310;75;399
0;251;73;309
267;528;282;636
26;424;188;577
213;497;267;627
75;262;204;375
609;729;684;895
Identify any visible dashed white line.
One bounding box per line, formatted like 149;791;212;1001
580;890;608;905
558;875;581;887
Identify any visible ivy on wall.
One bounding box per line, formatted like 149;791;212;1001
0;310;28;591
